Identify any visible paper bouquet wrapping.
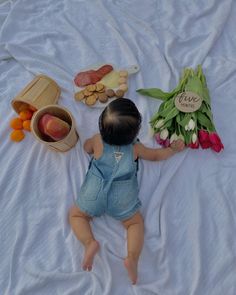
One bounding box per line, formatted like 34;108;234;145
137;65;224;152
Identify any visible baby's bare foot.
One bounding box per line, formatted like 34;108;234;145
124;256;138;284
82;240;100;271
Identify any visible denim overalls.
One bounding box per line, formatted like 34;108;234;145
76;141;141;221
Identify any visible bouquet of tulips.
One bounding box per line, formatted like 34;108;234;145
137;65;224;152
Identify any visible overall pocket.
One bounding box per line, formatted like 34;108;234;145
110;177;139;209
80;171;102;201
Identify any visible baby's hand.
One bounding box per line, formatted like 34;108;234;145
170;139;185;152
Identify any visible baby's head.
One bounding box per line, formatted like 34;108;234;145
99;98;142;145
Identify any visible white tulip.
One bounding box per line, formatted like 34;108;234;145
192;133;197;143
160;128;169;140
170;133;178;143
188;119;195;130
155;119;164;129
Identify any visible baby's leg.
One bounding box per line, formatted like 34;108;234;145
69;206;99;271
122;212;144;284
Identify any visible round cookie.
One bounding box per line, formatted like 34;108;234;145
105;89;115;98
119;84;128;92
74;91;85;101
85;94;97;106
84;89;93;96
86;84;96;92
96;83;105;92
93;92;99;100
115;89;125;98
98;93;108;103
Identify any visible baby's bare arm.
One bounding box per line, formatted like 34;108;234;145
84;134;103;157
135;139;185;161
83;134;99;154
83;138;94;154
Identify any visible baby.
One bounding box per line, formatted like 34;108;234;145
69;98;184;284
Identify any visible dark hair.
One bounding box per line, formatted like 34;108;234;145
99;98;142;145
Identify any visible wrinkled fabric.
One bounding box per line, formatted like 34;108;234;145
0;0;236;294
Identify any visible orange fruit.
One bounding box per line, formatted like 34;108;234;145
10;130;25;142
19;110;33;121
23;120;31;131
10;117;23;130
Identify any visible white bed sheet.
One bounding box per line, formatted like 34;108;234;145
0;0;236;294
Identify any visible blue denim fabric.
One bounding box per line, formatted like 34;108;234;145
76;141;141;220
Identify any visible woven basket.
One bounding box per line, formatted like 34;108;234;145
11;75;61;113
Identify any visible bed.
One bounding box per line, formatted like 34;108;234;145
1;0;236;294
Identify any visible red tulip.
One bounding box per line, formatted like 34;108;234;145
198;130;211;149
188;140;200;149
209;132;224;153
155;133;170;147
155;133;164;146
164;138;170;147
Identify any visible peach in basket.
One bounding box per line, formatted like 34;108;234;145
38;113;71;141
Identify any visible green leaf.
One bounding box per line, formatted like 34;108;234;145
164;107;179;122
197;64;207;87
199;102;213;120
180;126;191;145
163;119;173;129
202;87;211;105
197;112;215;131
184;75;204;98
150;102;165;123
159;101;166;112
186;131;193;145
196;65;211;105
150;99;175;124
176;114;181;124
136;88;172;101
150;112;162;124
158;101;175;118
177;113;192;128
